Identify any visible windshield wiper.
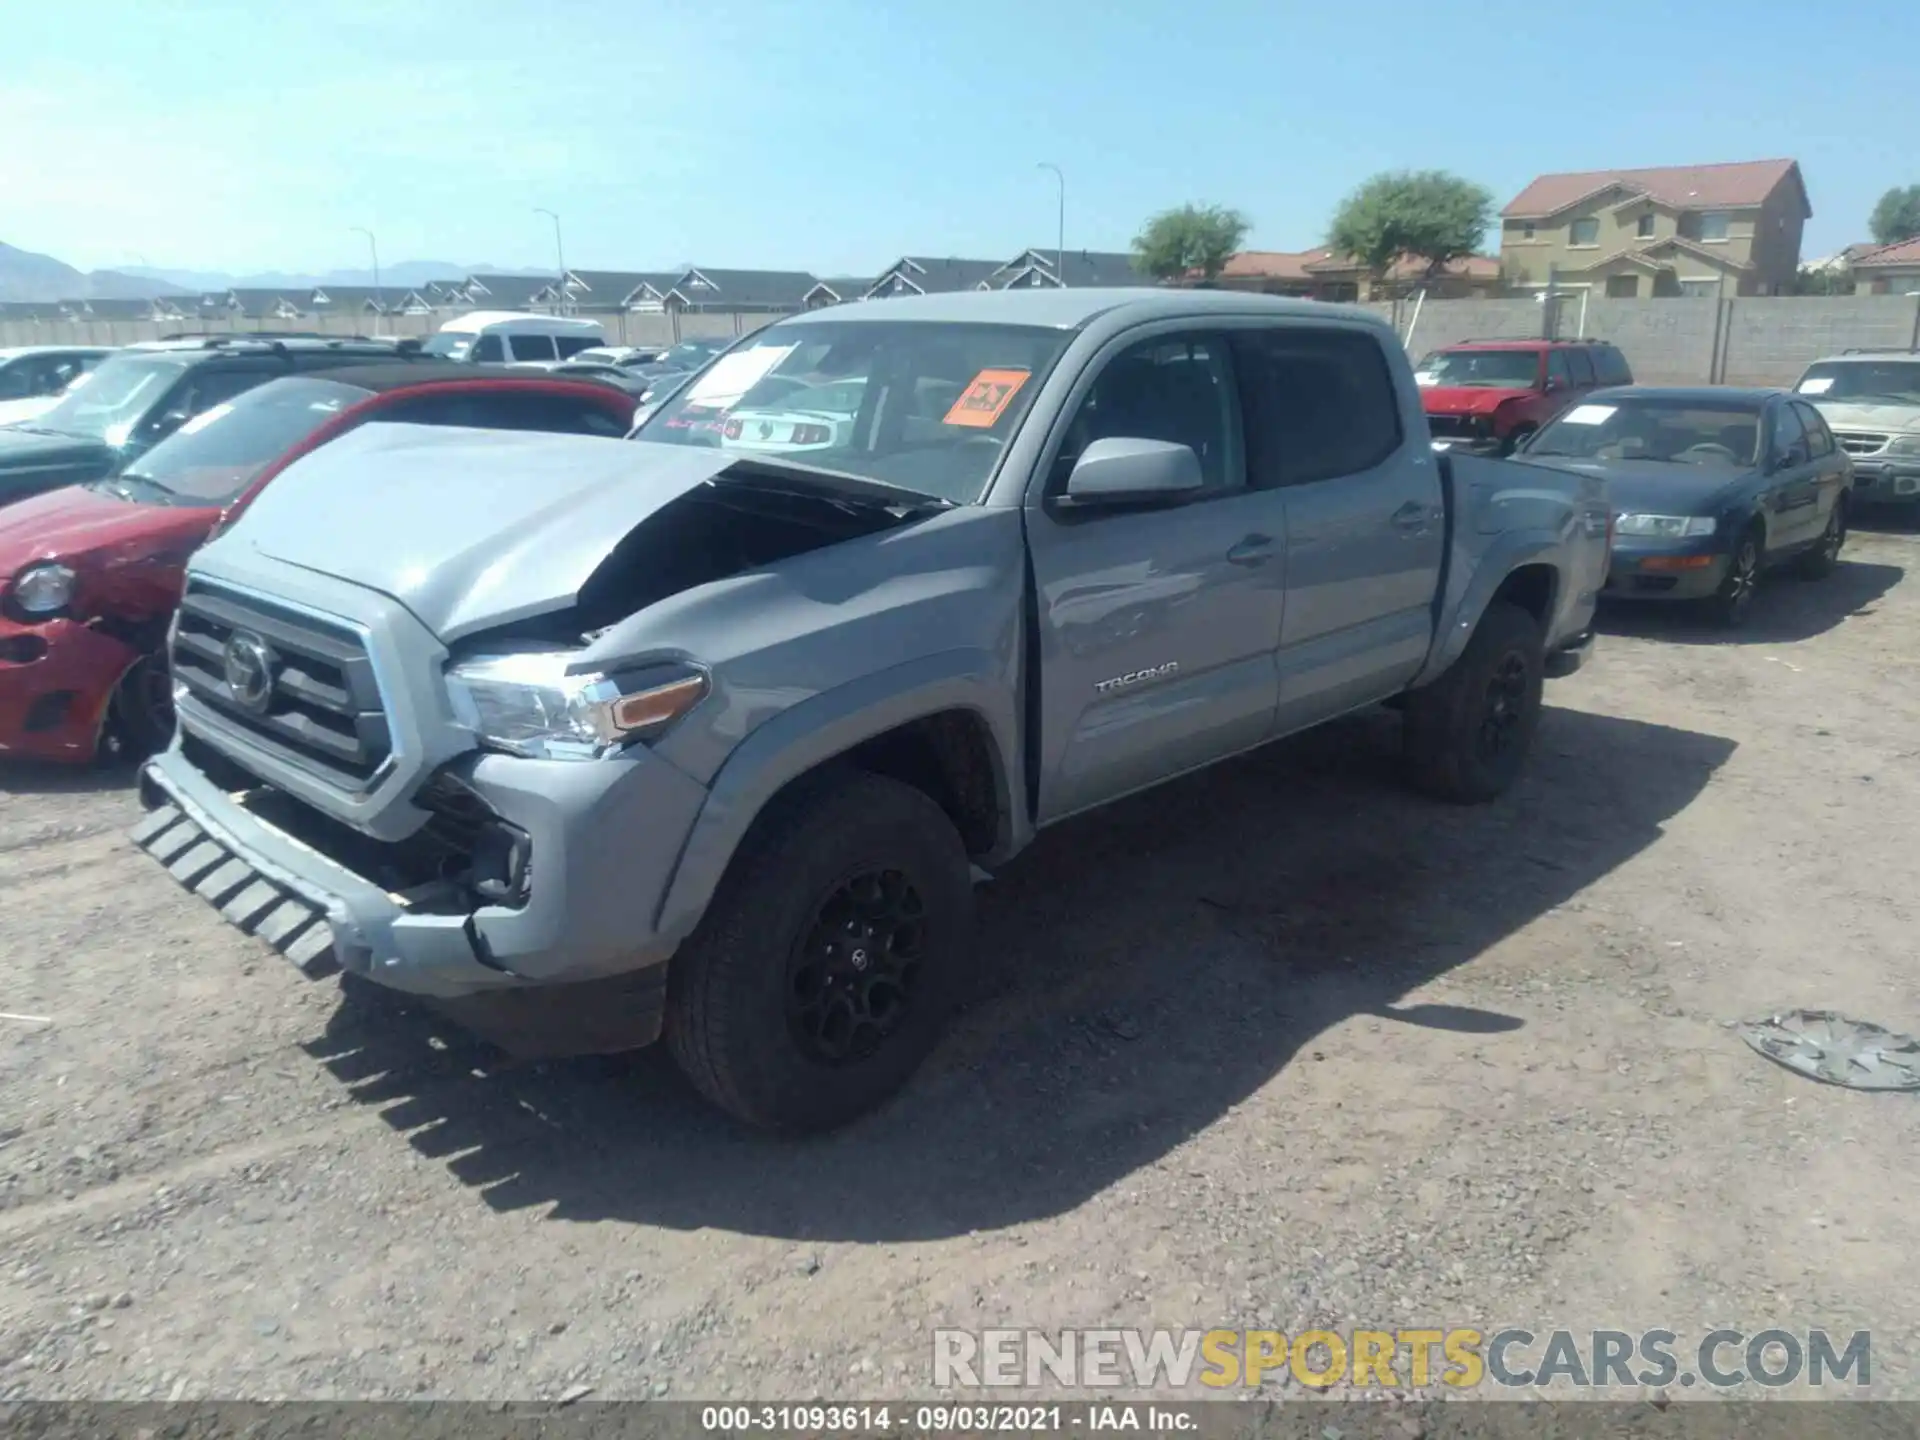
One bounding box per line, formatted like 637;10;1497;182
89;471;176;503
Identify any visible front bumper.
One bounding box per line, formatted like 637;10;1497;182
1600;542;1729;602
133;736;711;1048
0;615;137;762
1847;459;1920;505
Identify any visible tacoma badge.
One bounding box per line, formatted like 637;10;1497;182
1094;661;1180;694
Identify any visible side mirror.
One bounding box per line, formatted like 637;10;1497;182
150;408;192;439
1543;376;1564;393
1062;437;1205;507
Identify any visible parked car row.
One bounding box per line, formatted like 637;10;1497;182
112;288;1609;1134
0;345;115;428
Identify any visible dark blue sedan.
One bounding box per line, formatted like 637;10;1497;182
1514;386;1853;626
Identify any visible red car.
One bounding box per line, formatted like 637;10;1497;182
1415;338;1634;454
0;363;635;764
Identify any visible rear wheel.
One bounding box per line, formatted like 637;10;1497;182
1707;529;1763;626
1402;600;1545;804
1793;501;1846;579
665;770;973;1132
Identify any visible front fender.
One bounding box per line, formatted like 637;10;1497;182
1414;527;1567;688
651;649;1023;945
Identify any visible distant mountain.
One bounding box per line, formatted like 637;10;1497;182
0;241;194;302
118;261;548;292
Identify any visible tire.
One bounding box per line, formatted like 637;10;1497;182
1793;500;1846;579
101;653;175;763
665;769;974;1133
1402;599;1545;804
1706;527;1763;626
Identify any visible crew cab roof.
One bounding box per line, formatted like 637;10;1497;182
770;286;1382;332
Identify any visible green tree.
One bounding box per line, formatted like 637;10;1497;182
1327;170;1495;287
1132;203;1251;283
1869;185;1920;245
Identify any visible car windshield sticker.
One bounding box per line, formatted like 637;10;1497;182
1414;371;1438;387
178;402;235;436
684;345;796;410
1560;404;1617;425
943;368;1031;428
1796;377;1835;395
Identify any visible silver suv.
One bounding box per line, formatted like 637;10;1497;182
1791;349;1920;507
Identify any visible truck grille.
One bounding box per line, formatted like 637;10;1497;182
170;584;392;787
1836;432;1889;456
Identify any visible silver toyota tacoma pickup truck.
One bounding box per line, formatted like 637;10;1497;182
131;289;1608;1131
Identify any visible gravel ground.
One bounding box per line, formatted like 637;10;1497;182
3;525;1919;1405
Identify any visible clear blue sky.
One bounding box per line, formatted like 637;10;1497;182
6;0;1916;277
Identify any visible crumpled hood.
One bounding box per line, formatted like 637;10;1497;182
0;484;218;574
214;422;751;642
1805;400;1920;435
1420;384;1528;417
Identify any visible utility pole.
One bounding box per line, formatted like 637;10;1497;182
351;227;381;335
1037;163;1065;287
535;208;567;312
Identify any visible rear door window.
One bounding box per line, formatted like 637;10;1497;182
553;335;601;359
1230;325;1404;487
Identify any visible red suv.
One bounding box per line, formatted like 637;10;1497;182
1415;338;1633;454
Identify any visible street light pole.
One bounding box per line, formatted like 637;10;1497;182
1037;163;1065;287
351;227;381;335
535;208;566;312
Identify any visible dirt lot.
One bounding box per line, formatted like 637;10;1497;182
3;526;1919;1406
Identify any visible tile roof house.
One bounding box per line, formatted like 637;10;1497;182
1199;249;1500;301
56;296;192;322
1848;237;1920;295
863;256;1007;298
1500;158;1812;298
204;288;307;321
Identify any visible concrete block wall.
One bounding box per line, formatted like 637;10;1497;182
1715;297;1920;386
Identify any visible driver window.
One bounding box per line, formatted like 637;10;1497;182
471;334;506;363
1769;403;1807;465
1049;333;1236;497
1545;351;1572;387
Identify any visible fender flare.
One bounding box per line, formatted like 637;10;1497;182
652;649;1022;944
1413;529;1565;688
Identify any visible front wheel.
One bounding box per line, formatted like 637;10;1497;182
1793;502;1846;579
1402;600;1545;804
665;770;974;1132
1707;530;1763;626
101;653;175;763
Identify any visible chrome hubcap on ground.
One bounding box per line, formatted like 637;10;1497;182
787;868;926;1065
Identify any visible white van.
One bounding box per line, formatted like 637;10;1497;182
419;311;607;365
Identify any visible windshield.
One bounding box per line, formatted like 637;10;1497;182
634;319;1073;503
1795;361;1920;406
654;341;724;371
1526;398;1762;466
421;332;474;359
32;354;186;442
1415;349;1540;388
104;377;365;505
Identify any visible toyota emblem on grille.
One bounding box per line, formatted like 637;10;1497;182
222;631;275;713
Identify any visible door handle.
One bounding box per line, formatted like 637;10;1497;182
1225;534;1274;566
1392;501;1430;529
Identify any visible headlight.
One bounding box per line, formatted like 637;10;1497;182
445;650;709;761
1614;514;1717;539
10;561;76;615
1889;436;1920;457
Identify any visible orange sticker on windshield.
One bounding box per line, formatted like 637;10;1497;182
943;368;1031;428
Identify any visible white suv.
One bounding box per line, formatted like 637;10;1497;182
1792;350;1920;507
